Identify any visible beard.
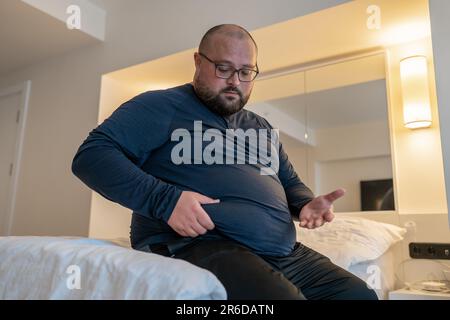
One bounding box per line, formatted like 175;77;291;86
193;79;250;117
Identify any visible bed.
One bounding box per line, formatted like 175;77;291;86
296;216;406;299
0;216;405;300
0;236;226;300
347;247;398;300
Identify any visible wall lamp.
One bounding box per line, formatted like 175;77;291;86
399;55;432;129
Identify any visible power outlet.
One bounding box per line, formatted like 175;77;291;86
409;242;450;260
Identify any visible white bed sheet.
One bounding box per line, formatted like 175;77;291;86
111;234;398;300
347;246;397;300
295;216;405;300
1;215;404;300
0;236;226;300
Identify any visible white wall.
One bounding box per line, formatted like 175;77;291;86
429;0;450;227
0;0;349;236
279;132;310;185
87;75;143;239
386;38;447;216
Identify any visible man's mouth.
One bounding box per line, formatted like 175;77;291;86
222;90;240;97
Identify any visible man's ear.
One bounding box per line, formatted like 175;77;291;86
193;52;202;78
194;52;201;69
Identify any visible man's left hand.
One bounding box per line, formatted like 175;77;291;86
298;188;346;229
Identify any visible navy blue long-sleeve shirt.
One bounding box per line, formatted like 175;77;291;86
72;83;314;256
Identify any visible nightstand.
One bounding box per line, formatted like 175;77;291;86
389;288;450;300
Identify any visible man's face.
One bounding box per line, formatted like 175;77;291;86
193;34;257;117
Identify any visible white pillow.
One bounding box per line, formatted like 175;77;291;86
0;236;226;300
295;216;406;269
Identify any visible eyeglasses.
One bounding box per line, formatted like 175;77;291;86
198;52;259;82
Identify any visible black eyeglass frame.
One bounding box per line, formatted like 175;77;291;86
198;52;259;82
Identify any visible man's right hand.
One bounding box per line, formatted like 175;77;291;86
168;191;219;237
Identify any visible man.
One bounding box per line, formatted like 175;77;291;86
72;24;378;300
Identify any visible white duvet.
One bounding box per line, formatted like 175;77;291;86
0;236;227;300
296;216;406;269
0;217;406;300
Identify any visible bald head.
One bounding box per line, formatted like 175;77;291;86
193;24;258;117
199;24;258;55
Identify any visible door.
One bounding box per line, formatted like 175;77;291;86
0;90;22;235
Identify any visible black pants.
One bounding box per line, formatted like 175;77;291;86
169;239;378;300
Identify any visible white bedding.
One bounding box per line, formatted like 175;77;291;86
296;216;406;300
296;216;406;269
0;236;226;300
108;234;397;300
347;247;397;300
0;217;405;300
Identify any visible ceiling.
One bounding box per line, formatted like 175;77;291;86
105;0;431;90
87;0;107;9
0;0;101;76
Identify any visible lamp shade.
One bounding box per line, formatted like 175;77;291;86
399;55;432;129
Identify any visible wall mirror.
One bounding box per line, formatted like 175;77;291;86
247;53;395;213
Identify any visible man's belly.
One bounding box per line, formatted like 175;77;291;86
201;200;296;256
156;164;297;256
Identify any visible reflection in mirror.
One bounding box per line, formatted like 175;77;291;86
247;53;394;213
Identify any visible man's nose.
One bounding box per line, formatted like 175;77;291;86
226;71;241;86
